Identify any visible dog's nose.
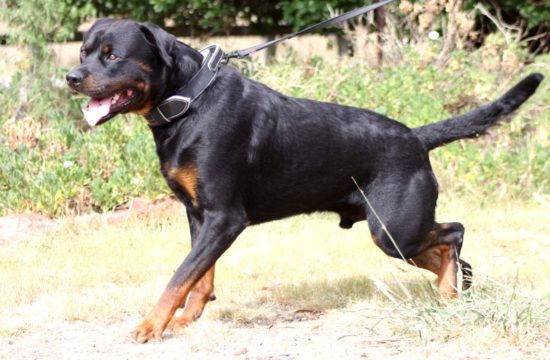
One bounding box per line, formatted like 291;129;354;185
66;70;84;87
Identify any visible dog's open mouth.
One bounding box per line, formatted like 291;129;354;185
83;88;138;127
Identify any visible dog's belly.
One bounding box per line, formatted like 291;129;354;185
244;191;358;224
241;149;373;224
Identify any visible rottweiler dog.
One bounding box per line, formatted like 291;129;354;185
66;19;543;343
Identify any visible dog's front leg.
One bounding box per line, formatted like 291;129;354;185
131;208;247;343
169;208;217;329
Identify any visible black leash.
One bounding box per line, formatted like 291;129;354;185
225;0;396;61
148;0;396;126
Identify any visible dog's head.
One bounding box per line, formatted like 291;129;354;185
66;19;201;127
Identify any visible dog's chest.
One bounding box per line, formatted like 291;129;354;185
163;163;199;204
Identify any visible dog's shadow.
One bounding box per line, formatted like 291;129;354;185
211;275;436;326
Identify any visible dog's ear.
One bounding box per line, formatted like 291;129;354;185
84;18;116;42
138;22;175;67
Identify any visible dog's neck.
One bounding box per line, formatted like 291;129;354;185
146;43;225;127
164;41;203;100
145;41;203;123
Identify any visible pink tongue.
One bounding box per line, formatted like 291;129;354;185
83;96;112;127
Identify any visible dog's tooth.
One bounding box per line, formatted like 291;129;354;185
112;92;120;104
127;89;133;97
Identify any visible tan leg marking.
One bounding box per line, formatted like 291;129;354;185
131;280;195;343
410;244;458;298
436;245;458;298
168;265;216;330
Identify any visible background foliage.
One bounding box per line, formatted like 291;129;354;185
3;1;548;38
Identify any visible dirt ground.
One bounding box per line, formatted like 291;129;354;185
3;306;546;360
2;310;537;360
0;313;408;360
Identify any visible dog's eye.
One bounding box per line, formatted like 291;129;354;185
107;53;119;61
80;50;86;61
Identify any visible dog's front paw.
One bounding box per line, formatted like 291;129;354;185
131;318;164;343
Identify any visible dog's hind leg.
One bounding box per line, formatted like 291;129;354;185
363;168;439;262
361;166;472;297
409;222;473;297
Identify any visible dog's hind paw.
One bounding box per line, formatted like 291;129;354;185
459;259;473;291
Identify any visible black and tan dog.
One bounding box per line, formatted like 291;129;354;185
66;19;542;343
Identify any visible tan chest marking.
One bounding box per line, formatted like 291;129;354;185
166;164;198;203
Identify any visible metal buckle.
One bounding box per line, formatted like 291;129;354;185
156;95;191;122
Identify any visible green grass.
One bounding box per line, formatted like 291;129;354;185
1;48;549;216
0;198;548;351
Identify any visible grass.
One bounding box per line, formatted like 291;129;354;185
0;198;548;354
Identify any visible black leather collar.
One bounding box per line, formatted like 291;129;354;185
146;44;225;127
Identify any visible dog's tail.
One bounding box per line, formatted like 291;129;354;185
412;73;544;151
